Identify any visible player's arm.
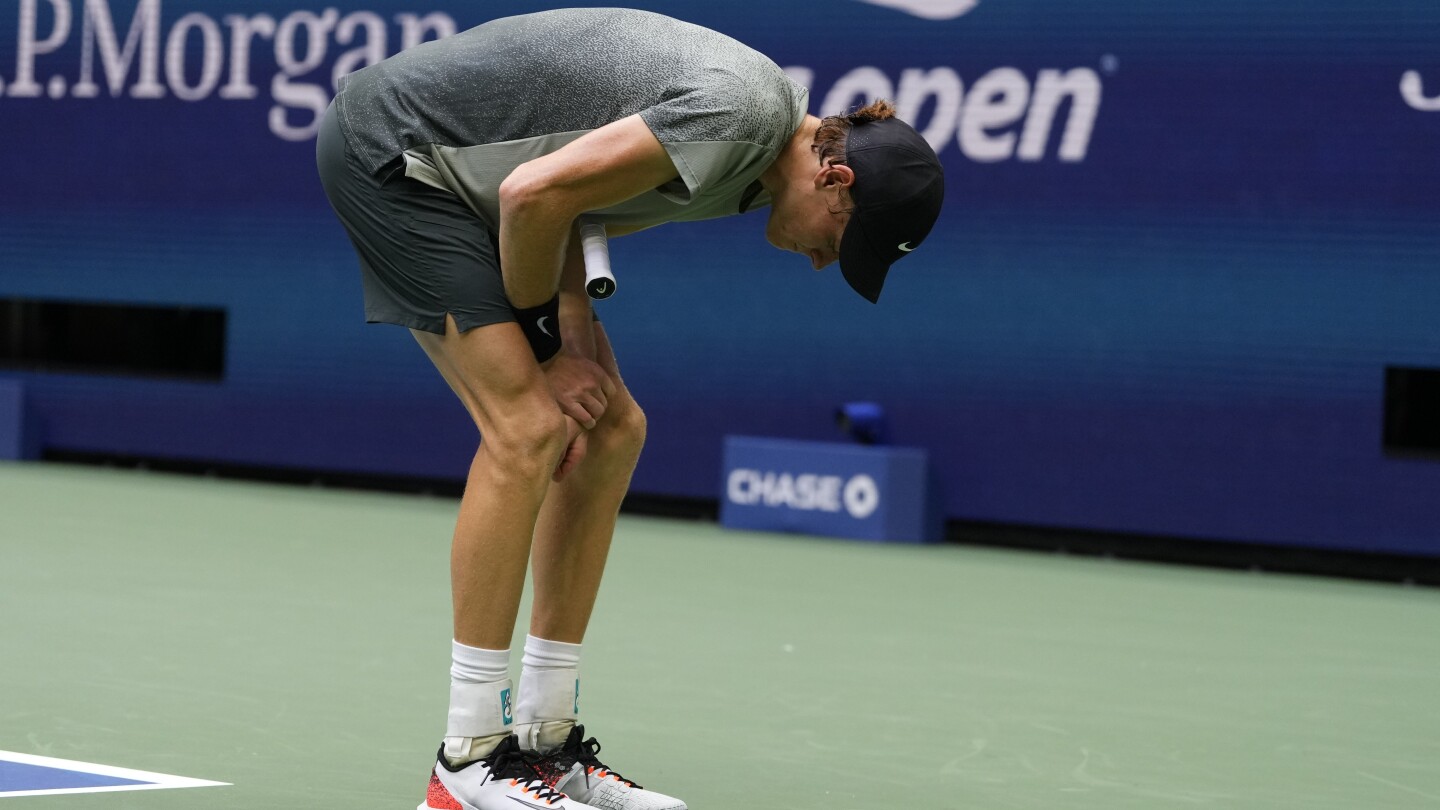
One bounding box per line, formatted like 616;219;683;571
536;220;614;438
556;223;597;360
497;115;678;309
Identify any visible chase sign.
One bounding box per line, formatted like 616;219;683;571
720;436;941;543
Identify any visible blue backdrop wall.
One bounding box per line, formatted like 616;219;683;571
2;0;1438;555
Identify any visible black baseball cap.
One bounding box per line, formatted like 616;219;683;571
838;117;945;303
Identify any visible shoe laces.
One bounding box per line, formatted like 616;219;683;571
483;744;568;804
573;734;640;789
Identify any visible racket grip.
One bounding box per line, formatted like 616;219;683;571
579;220;615;300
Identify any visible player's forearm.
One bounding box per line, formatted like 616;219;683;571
496;115;678;309
556;227;598;359
496;173;575;310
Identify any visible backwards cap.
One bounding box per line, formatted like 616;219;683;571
837;116;945;303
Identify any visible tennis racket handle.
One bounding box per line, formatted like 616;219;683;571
579;220;615;300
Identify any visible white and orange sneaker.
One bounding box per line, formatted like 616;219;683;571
528;726;686;810
420;735;596;810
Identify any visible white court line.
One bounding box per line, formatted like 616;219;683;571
0;750;229;798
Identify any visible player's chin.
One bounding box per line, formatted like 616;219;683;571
809;250;834;271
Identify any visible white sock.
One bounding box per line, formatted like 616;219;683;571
515;635;582;753
444;641;513;765
451;640;510;683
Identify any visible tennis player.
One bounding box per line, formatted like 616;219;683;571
316;8;943;810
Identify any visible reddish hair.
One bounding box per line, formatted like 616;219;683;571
811;99;897;211
812;99;898;167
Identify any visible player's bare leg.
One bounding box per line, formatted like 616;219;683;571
518;323;686;810
410;315;603;810
413;315;567;652
529;324;642;646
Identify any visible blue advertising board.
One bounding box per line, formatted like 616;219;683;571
720;436;941;543
1;0;1438;555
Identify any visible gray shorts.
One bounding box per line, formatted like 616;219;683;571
316;100;510;335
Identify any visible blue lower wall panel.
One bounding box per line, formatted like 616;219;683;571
0;379;40;461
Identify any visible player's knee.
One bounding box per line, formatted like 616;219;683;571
616;400;648;457
484;408;568;480
593;399;647;467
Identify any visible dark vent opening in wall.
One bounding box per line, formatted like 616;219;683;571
1384;367;1440;458
0;298;226;381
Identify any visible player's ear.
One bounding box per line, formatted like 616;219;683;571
813;161;855;191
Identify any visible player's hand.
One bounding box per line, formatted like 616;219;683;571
542;352;616;430
553;416;587;482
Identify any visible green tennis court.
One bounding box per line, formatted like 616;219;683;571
3;461;1438;808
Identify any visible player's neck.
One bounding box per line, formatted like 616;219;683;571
759;115;822;198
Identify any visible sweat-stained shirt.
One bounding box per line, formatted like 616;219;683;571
333;8;809;231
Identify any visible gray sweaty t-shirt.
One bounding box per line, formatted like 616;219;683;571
333;8;809;231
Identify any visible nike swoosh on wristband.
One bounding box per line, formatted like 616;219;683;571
537;316;553;337
898;242;916;252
